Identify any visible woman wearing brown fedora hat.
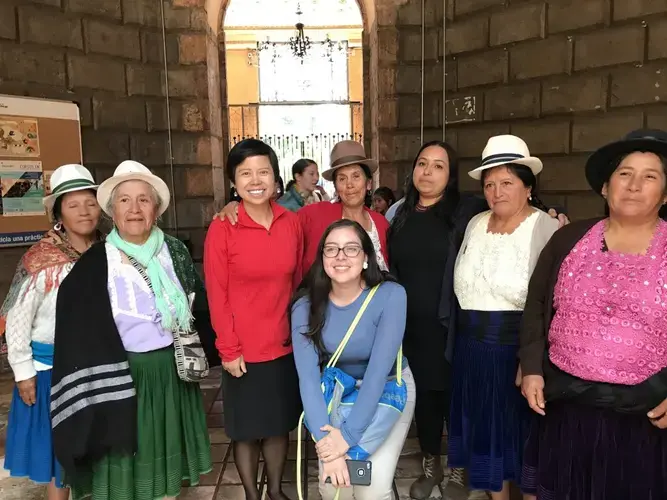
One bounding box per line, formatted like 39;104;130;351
216;140;389;275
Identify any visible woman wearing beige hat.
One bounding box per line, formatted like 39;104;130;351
216;140;390;274
1;164;101;500
51;160;216;500
445;135;558;500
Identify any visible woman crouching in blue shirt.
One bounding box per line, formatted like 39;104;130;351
291;219;415;500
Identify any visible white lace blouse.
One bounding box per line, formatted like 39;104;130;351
454;211;539;311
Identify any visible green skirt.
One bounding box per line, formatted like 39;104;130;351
70;348;212;500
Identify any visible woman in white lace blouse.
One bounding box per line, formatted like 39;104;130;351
444;136;559;500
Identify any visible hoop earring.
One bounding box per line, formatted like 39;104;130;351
54;221;63;231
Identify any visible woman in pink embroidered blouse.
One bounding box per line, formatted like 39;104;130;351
518;129;667;500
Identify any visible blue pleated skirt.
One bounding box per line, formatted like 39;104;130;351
448;310;532;492
4;369;63;487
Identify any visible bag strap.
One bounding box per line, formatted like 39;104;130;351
128;256;154;292
327;285;378;369
326;285;403;386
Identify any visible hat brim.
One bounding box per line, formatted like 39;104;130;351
585;138;667;195
97;172;170;216
43;184;99;220
322;159;379;181
468;157;543;180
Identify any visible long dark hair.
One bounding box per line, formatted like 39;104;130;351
285;158;317;193
479;163;549;212
290;219;395;363
389;141;461;238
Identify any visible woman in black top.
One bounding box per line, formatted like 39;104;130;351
389;141;485;499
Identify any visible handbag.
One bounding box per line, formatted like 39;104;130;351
128;256;210;383
296;285;407;499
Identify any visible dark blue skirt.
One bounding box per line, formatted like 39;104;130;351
4;369;63;487
448;310;531;492
522;401;667;500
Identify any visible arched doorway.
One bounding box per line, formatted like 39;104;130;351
204;0;379;205
223;0;364;196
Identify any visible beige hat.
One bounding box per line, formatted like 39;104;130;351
321;140;378;181
97;160;170;216
468;135;543;180
43;164;98;219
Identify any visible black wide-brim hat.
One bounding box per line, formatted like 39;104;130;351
585;129;667;195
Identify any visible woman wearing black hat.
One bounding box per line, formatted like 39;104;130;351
519;129;667;500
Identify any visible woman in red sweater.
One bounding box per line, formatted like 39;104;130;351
204;139;303;500
216;140;389;275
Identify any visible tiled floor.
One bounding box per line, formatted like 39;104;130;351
0;367;489;500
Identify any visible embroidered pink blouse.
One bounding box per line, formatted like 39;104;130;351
549;219;667;385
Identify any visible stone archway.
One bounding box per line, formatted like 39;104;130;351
203;0;379;207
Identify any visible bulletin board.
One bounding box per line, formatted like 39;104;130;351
0;94;82;248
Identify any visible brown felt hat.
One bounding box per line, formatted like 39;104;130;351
321;140;378;181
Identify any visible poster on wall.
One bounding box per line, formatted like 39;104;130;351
0;94;82;248
0;160;44;216
0;117;40;157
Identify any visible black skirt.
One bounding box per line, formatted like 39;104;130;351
222;353;302;441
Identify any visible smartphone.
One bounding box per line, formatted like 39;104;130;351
324;459;372;486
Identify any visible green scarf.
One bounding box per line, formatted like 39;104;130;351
107;227;193;332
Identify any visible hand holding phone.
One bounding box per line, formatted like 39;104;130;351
324;459;372;487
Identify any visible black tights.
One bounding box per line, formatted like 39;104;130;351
234;434;290;500
415;389;449;456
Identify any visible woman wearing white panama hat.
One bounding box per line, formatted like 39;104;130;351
51;160;216;500
445;135;558;500
1;163;101;500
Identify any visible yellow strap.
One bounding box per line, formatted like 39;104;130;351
327;285;379;368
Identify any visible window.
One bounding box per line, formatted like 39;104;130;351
258;43;349;103
225;0;362;28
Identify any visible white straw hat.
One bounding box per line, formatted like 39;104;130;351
96;160;170;216
43;164;98;218
468;135;543;180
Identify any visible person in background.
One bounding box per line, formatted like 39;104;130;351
372;186;396;216
216;140;389;274
279;158;328;211
385;175;410;222
1;164;101;500
291;219;414;499
51;160;214;500
519;129;667;500
204;139;303;500
446;136;558;500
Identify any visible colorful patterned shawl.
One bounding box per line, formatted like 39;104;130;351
0;230;83;336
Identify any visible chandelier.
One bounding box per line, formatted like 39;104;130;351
289;5;311;62
254;3;349;64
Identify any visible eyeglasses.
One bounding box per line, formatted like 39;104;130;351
323;245;362;258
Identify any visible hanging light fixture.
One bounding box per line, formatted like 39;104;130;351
289;4;311;63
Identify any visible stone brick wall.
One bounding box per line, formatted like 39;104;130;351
377;0;667;221
0;0;214;297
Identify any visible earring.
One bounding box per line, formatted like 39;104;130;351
363;261;368;269
529;195;532;201
54;221;63;231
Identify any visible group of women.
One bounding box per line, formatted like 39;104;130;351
1;126;666;500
